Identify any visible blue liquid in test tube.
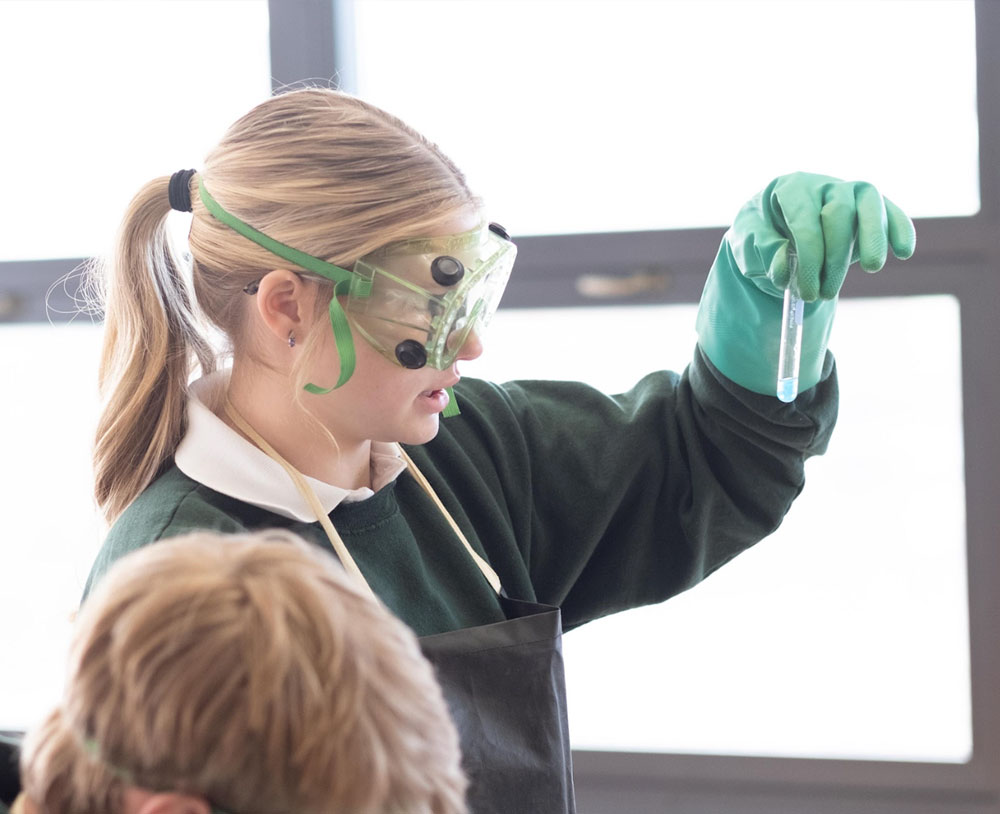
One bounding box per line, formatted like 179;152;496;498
776;249;803;402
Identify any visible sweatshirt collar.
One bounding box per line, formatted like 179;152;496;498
174;371;406;522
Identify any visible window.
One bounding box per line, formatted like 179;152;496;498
0;324;104;730
348;0;1000;808
469;297;970;763
0;0;271;262
353;0;978;235
0;0;270;728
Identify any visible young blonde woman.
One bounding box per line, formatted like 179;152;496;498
17;530;467;814
83;88;915;812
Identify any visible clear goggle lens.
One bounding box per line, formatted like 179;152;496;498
346;223;516;369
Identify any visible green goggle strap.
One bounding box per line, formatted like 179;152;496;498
304;278;355;393
442;386;460;417
197;179;355;390
83;738;230;814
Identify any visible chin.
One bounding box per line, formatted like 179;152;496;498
398;415;441;446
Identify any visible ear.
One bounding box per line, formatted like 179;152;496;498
128;789;212;814
253;269;318;344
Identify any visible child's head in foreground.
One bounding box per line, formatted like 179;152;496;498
19;530;467;814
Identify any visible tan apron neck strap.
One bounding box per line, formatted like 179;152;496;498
395;446;502;594
222;397;503;597
222;398;375;598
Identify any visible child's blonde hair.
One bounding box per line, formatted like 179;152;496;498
20;530;467;814
92;88;481;523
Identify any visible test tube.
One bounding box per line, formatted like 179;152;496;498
776;248;803;402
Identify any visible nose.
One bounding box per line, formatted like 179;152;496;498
453;328;484;362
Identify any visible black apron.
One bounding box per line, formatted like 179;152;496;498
420;594;576;813
223;404;576;812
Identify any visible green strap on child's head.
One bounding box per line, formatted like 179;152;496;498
197;178;356;392
84;738;232;814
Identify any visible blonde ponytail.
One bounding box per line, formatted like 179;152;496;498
92;176;215;523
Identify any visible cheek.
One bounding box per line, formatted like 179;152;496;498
321;324;434;415
350;332;421;390
341;350;417;411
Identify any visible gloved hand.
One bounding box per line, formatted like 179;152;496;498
695;172;916;395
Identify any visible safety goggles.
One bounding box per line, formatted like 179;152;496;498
197;180;516;399
346;223;516;372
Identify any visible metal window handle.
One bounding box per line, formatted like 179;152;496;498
0;292;23;320
575;268;672;299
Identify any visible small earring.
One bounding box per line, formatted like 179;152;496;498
288;331;296;348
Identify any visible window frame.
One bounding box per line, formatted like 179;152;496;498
2;1;997;810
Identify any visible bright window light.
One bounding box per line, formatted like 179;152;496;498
464;295;970;763
0;324;104;730
0;0;271;262
353;0;978;235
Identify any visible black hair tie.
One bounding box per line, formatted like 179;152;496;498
168;169;197;212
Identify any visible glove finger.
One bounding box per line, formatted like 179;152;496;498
885;196;916;259
817;184;856;300
776;184;825;296
770;240;792;291
855;182;890;272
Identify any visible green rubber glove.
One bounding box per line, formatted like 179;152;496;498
695;172;916;395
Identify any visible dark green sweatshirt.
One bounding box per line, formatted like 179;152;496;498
85;348;837;636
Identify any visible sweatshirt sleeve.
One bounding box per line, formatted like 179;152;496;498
438;345;838;631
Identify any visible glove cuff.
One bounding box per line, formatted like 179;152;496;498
696;240;836;395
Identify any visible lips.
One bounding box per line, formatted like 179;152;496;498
421;377;460;397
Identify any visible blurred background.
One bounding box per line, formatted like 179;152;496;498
1;2;997;812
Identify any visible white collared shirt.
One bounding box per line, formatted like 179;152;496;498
174;371;407;522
